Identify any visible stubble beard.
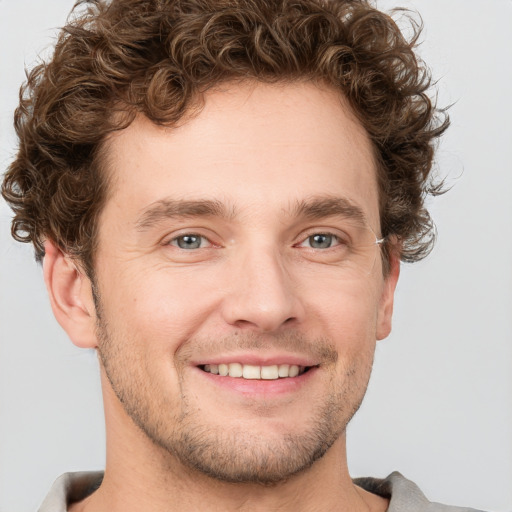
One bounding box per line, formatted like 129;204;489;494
95;313;373;485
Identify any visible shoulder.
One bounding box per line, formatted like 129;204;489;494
354;471;486;512
38;471;103;512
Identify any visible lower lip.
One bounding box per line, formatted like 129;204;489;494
195;366;318;396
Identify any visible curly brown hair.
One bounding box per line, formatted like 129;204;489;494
2;0;448;277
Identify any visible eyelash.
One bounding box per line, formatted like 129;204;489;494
167;233;213;250
165;231;348;251
295;232;345;250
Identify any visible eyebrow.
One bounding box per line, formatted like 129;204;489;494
135;195;368;231
290;196;367;225
136;198;236;231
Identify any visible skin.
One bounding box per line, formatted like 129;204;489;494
44;81;399;512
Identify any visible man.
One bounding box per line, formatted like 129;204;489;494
0;0;489;510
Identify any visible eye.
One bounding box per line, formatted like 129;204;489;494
169;234;210;250
299;233;342;249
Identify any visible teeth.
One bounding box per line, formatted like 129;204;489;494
289;365;299;378
228;362;243;377
203;363;306;379
278;364;290;378
260;365;279;380
242;364;261;379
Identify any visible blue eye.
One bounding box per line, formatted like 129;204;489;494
309;234;334;249
171;234;207;250
302;233;340;249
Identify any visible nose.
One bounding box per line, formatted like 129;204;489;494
220;245;304;332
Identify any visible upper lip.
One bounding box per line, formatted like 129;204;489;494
192;352;319;367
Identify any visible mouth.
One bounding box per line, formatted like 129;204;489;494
200;363;314;380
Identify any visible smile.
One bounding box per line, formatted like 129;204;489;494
201;363;310;380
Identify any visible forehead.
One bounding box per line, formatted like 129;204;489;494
102;81;379;229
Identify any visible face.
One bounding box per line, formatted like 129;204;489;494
90;81;398;483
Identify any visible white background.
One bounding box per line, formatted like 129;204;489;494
1;1;511;511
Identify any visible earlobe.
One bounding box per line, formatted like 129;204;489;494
43;240;98;349
376;248;400;341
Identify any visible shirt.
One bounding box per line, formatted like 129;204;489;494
38;470;485;511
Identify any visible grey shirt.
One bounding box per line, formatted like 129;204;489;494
38;471;484;511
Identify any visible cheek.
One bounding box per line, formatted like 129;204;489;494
96;254;384;353
303;275;381;341
98;264;222;350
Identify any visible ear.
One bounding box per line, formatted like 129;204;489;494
376;247;400;341
43;240;98;349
